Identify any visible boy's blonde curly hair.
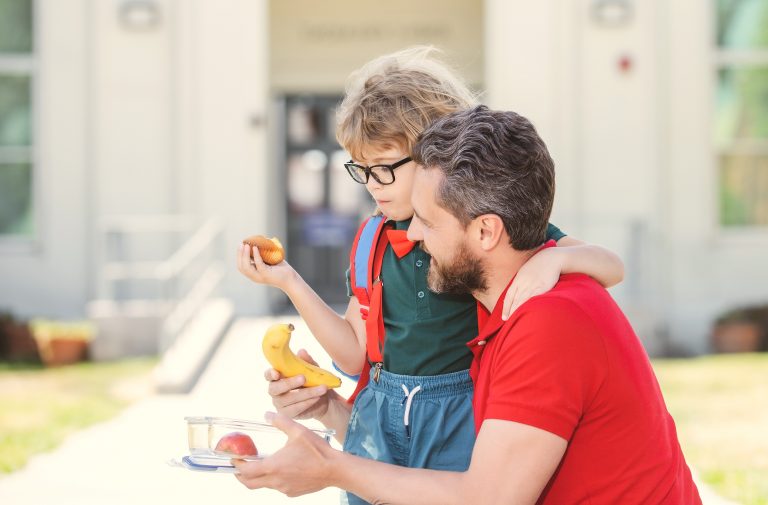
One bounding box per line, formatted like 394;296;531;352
336;46;478;162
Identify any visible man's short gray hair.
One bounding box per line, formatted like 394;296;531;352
412;105;555;251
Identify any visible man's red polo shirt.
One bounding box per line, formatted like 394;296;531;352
469;273;701;504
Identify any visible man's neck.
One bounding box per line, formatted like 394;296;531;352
472;248;537;312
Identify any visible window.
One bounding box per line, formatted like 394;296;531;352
0;0;34;237
716;0;768;227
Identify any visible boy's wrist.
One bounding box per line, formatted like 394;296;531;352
317;391;351;435
279;268;302;294
551;246;569;274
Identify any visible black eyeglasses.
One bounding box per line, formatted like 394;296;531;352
344;156;412;185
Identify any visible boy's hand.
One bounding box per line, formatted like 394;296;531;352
237;242;297;291
264;349;333;421
502;247;564;320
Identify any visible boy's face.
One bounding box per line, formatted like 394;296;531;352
356;143;416;221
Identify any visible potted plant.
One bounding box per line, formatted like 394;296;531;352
30;319;95;367
0;310;41;363
712;306;766;353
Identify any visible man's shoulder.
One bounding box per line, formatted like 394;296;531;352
502;273;636;359
515;273;605;317
496;274;616;347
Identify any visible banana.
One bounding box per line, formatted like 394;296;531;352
262;323;342;388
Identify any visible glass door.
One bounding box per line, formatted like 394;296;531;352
283;95;371;306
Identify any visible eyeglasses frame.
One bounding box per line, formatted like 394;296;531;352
343;156;413;185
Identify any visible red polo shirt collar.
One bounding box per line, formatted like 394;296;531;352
467;240;558;351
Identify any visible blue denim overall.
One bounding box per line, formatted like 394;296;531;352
340;367;475;505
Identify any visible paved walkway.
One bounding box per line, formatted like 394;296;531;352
0;316;740;504
0;316;355;505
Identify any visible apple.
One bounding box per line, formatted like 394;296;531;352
214;431;258;457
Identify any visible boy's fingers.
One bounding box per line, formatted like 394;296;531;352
272;384;326;407
267;375;306;397
296;348;318;366
249;245;267;270
280;396;322;419
239;243;259;273
236;243;248;270
509;287;537;317
502;285;518;320
264;367;281;382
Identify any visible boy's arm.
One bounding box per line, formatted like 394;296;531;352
238;243;366;374
501;236;624;319
282;275;367;375
265;369;354;442
554;236;625;288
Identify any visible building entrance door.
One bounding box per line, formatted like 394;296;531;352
281;95;370;307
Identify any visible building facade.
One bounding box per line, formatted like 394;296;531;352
0;0;766;355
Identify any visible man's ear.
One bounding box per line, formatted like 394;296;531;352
474;214;505;251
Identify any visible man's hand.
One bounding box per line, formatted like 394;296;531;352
264;349;332;420
233;412;338;497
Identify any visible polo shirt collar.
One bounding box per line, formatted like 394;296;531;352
468;286;509;349
391;217;412;230
467;239;558;348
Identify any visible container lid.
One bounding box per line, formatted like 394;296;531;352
184;416;335;437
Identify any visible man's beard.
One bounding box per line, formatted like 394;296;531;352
427;240;487;295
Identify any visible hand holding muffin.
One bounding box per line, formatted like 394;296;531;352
237;235;298;292
242;235;285;265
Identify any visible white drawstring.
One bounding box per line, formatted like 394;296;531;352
401;384;422;438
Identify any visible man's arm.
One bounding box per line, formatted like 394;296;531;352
234;414;566;504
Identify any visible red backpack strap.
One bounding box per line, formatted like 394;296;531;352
349;216;387;320
346;215;391;404
365;233;390;364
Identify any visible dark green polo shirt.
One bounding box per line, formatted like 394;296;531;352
347;220;566;376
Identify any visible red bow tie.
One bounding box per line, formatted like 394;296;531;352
386;229;417;258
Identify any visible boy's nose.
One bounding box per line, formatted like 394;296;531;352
366;179;383;192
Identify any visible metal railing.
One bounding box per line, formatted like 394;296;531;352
93;215;225;353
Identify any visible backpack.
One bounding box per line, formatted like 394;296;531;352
341;215;393;404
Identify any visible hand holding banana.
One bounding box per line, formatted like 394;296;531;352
262;323;341;388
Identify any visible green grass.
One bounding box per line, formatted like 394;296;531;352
652;353;768;505
0;358;157;473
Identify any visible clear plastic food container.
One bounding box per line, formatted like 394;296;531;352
185;416;334;460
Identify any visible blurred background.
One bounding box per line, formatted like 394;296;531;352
0;1;766;504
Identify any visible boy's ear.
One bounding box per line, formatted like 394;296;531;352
474;214;505;251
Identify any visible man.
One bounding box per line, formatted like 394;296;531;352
233;106;702;504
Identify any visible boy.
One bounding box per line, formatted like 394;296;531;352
237;47;624;505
